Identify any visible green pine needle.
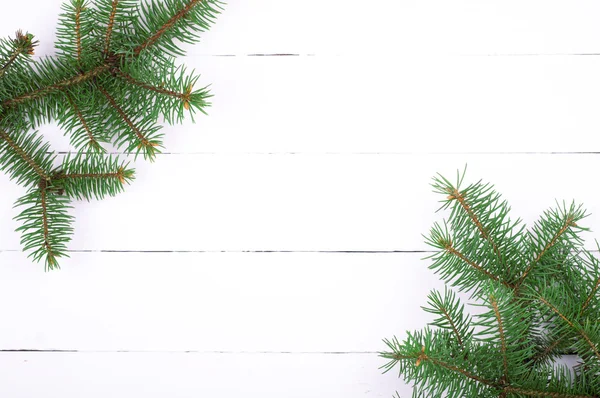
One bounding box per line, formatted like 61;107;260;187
382;169;600;397
0;0;222;268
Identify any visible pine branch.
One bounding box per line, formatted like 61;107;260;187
0;0;221;268
384;171;600;397
104;0;119;54
0;31;37;78
14;189;73;270
520;215;579;285
2;63;110;108
582;277;600;313
133;0;222;60
62;93;105;151
501;387;597;398
53;153;134;200
97;83;161;159
536;293;600;362
422;288;472;347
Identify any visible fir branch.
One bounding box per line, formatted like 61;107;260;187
520;217;577;284
104;0;119;55
75;3;84;62
65;93;103;151
517;204;586;289
501;387;597;398
442;238;513;289
0;31;37;78
0;0;221;268
2;64;110;108
410;353;497;388
97;84;160;159
423;289;472;347
0;129;49;181
537;294;600;361
531;337;564;364
447;187;503;261
14;189;73;270
385;171;600;396
116;69;190;103
490;294;509;383
582;277;600;313
54;153;134;200
40;189;54;265
134;0;204;56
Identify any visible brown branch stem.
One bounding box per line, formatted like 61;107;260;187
445;244;514;289
449;188;503;262
537;295;600;361
2;64;110;108
104;0;119;55
134;0;203;55
490;295;509;383
518;217;575;287
116;70;189;101
0;129;49;180
65;93;100;149
97;85;150;147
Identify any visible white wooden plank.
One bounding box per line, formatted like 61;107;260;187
0;251;442;352
2;1;600;55
2;154;598;252
34;55;600;154
0;352;410;397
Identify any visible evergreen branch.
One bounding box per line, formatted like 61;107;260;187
2;64;110;108
40;189;54;265
409;352;497;388
423;288;472;347
65;93;103;151
54;153;134;201
490;294;509;383
537;295;600;361
444;241;512;288
518;213;579;288
0;31;37;78
0;129;49;181
104;0;119;55
134;0;203;56
97;84;159;158
75;2;84;62
116;68;190;103
582;277;600;313
502;387;598;398
448;187;503;261
531;337;564;364
14;189;73;270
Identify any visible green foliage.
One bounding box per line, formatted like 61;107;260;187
381;170;600;397
0;0;223;269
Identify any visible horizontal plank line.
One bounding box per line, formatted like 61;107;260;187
52;151;600;156
0;349;378;355
1;249;598;254
0;249;431;254
29;53;600;58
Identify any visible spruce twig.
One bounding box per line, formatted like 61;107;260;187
381;170;600;397
0;0;223;269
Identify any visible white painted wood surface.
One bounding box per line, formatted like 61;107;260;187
1;1;600;397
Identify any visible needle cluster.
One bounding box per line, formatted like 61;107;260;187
0;0;222;269
381;170;600;397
